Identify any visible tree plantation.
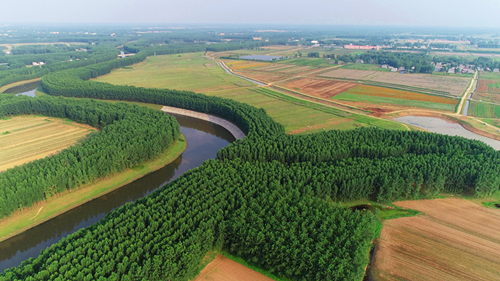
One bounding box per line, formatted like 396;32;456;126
0;95;180;218
1;42;499;281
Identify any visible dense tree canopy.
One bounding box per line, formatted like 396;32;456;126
0;95;180;219
1;45;500;280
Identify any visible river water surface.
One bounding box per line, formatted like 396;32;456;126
0;114;235;272
2;81;40;97
395;116;500;150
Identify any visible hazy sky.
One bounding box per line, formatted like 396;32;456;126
2;0;500;28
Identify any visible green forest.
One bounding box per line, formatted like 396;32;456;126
1;42;499;281
0;95;180;219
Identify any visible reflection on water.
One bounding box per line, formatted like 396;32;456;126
2;81;40;97
395;116;500;150
0;115;235;272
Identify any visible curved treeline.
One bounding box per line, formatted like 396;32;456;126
40;51;284;139
0;159;376;281
0;50;118;89
217;128;500;197
2;48;500;281
0;95;180;219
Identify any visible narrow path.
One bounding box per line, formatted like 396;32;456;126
217;61;266;86
29;207;44;221
457;70;478;114
161;106;246;140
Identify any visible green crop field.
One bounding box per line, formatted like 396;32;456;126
468;101;500;118
333;92;458;111
341;63;391;71
96;52;408;133
276;57;335;67
479;71;500;80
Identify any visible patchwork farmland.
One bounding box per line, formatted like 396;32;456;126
0;116;94;171
468;101;500;118
374;198;500;281
279;78;357;98
319;68;471;97
333;85;459;112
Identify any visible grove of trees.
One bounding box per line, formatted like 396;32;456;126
0;95;180;219
1;44;500;280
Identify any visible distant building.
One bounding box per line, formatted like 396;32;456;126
311;40;319;44
381;64;389;69
390;67;398;72
494;68;500;73
253;37;262;41
448;67;455;74
398;66;405;71
31;62;39;66
39;62;45;65
344;44;380;50
356;59;364;64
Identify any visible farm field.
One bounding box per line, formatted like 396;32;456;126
374;198;500;281
319;68;471;97
211;45;303;58
96;52;409;133
194;255;274;281
96;53;256;92
340;63;391;71
279;78;357;98
333;85;459;112
0;116;94;171
473;72;500;104
467;100;500;118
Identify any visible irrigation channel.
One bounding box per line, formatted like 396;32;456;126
0;89;239;271
395;116;500;150
2;81;40;97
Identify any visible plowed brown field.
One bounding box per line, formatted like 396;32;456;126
194;255;274;281
374;198;500;281
282;78;357;98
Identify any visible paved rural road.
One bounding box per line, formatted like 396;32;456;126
457;70;478;115
161;106;246;139
217;61;267;86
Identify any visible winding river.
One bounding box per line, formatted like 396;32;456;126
2;81;40;97
0;114;237;272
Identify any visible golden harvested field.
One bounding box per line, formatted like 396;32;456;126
194;255;273;281
281;78;357;98
0;116;94;171
319;69;471;97
374;198;500;281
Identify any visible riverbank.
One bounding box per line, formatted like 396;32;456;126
0;78;41;93
161;106;246;139
0;135;187;243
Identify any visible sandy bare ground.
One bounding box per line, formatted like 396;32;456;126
161;106;245;140
374;198;500;281
194;255;273;281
